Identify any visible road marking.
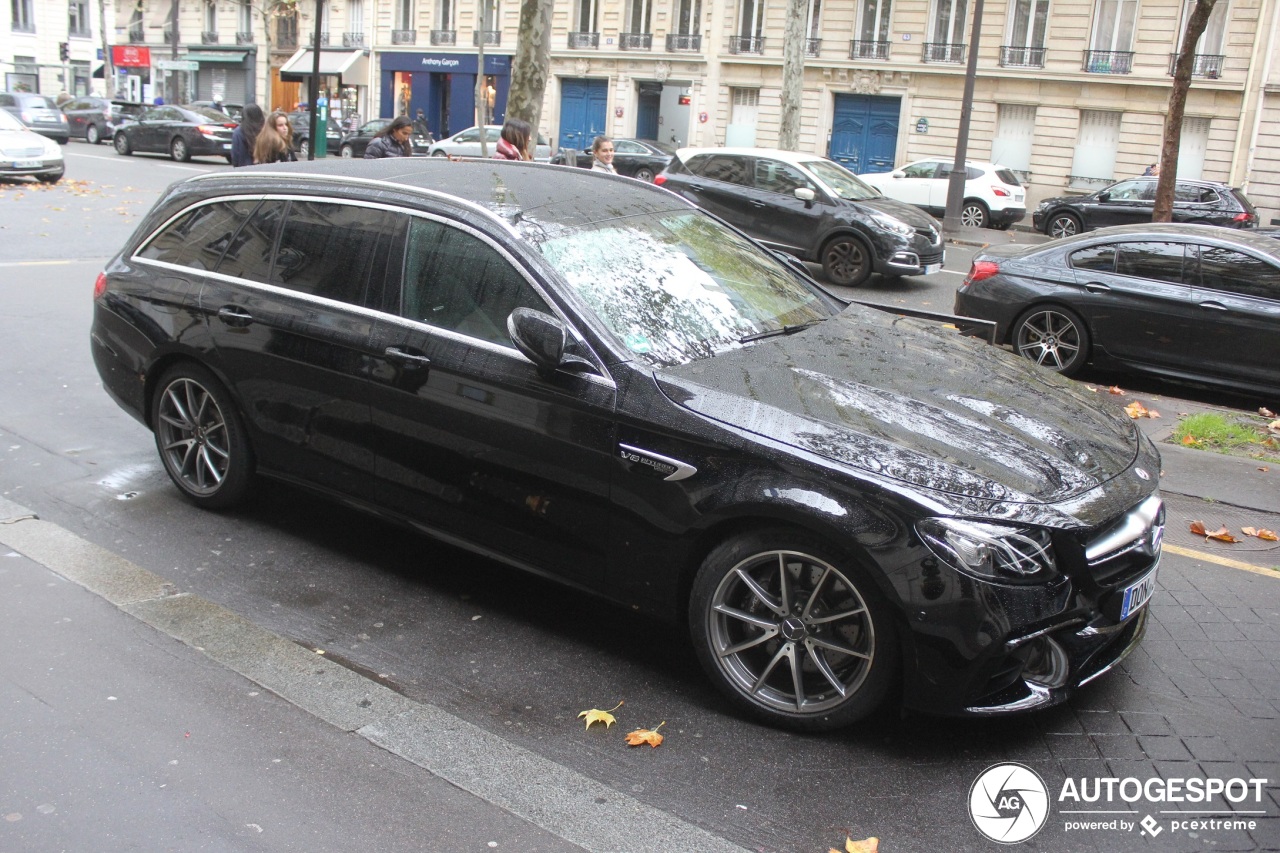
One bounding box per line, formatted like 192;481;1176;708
1163;543;1280;578
0;259;109;267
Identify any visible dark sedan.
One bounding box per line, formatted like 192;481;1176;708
91;159;1162;731
549;137;675;182
337;118;431;158
1033;177;1258;237
954;223;1280;396
112;104;236;162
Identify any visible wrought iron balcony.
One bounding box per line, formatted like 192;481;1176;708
666;32;701;51
342;32;365;47
235;31;254;44
922;42;965;63
805;37;821;57
728;35;764;54
277;33;298;49
128;26;146;43
430;29;456;45
1000;45;1045;67
620;32;652;50
1083;50;1133;73
1168;52;1223;79
391;29;416;44
568;31;599;49
850;39;889;60
308;31;329;46
201;30;219;44
473;29;500;46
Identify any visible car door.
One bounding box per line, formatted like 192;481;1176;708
1073;239;1201;372
1088;180;1156;229
889;160;943;209
134;106;170;151
364;214;616;585
1186;243;1280;389
676;153;757;234
748;156;828;254
198;198;399;498
1171;183;1224;225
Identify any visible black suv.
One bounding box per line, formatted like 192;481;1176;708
1033;177;1258;237
656;147;943;286
61;97;144;144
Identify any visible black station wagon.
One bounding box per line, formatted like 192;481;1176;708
91;159;1164;730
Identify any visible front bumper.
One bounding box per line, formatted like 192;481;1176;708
990;206;1027;226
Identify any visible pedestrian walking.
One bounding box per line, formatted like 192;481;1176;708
363;116;414;159
254;110;297;164
413;108;431;141
492;119;533;161
590;136;617;174
230;104;265;167
1143;162;1161;176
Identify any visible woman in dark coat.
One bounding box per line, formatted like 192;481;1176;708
364;116;414;159
230;104;265;167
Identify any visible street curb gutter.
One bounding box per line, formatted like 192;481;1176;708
0;496;749;853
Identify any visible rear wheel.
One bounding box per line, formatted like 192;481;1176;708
340;144;354;158
960;200;989;229
634;166;655;182
1046;212;1081;239
1013;305;1090;376
821;234;873;287
431;149;447;157
151;363;254;509
114;133;131;155
85;123;101;145
170;136;190;162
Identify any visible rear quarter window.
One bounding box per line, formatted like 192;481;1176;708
1070;245;1116;272
138;200;260;271
995;169;1022;186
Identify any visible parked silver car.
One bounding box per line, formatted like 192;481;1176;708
427;125;552;161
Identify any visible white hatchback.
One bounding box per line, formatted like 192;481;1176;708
858;159;1026;230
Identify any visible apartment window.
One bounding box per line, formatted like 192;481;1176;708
69;0;90;35
437;0;454;29
737;0;764;40
1182;0;1227;52
927;0;967;61
676;0;701;34
239;0;253;33
726;88;759;147
12;0;35;32
991;104;1036;176
1090;0;1136;52
204;0;218;35
576;0;599;32
1002;0;1047;66
627;0;651;32
7;55;36;91
396;0;414;32
1070;110;1121;186
859;0;891;42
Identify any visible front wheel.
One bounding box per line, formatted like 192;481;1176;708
151;364;254;509
689;528;898;731
960;200;989;229
114;133;132;155
85;123;101;145
821;235;873;287
1046;212;1081;239
170;136;190;162
1013;305;1090;376
634;166;655;182
340;144;354;159
430;149;447;157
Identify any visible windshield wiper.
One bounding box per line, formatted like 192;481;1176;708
739;318;825;344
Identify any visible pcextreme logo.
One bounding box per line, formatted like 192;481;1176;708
969;763;1051;844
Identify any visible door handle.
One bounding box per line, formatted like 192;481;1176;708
1198;301;1228;311
749;200;767;208
383;346;431;369
216;306;253;327
1084;283;1111;293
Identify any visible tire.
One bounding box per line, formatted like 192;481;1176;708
56;137;68;145
992;222;1012;231
170;136;190;162
689;528;898;731
960;200;989;229
634;166;655;182
114;132;131;155
151;364;254;509
340;144;354;159
821;234;873;287
37;170;63;184
85;123;101;145
431;149;447;157
1046;212;1081;239
1013;305;1090;376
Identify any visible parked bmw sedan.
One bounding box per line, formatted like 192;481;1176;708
91;159;1163;731
549;137;675;182
953;223;1280;396
657;147;943;287
112;104;236;162
1033;177;1258;237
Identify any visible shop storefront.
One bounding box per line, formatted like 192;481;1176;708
378;52;510;139
109;45;151;102
279;48;369;132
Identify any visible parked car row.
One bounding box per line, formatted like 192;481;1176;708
549;137;676;182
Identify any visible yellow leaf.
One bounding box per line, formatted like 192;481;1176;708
624;721;665;748
1124;401;1159;420
1243;527;1278;541
831;837;879;853
1182;435;1200;446
1260;407;1276;418
1108;385;1125;395
578;700;622;730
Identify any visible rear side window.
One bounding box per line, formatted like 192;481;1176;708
995;169;1022;186
1173;183;1218;204
1070;245;1116;272
694;154;750;186
1114;241;1187;284
215;200;284;282
138;200;258;271
268;201;401;305
1196;246;1280;299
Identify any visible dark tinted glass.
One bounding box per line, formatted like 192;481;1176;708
401;218;550;346
1070;244;1116;272
696;154;750;186
215;200;283;282
1196;246;1280;299
1114;242;1187;284
995;169;1022;186
753;159;812;195
138;201;257;271
1173;183;1218;204
269;201;400;305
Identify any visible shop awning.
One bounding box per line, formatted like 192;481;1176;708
184;51;249;64
279;49;368;82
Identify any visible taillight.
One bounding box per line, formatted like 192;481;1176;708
197;124;220;136
962;260;1000;288
20;110;33;123
991;186;1010;197
1233;212;1257;224
654;174;667;186
93;272;108;300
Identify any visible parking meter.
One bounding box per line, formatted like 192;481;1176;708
314;96;328;157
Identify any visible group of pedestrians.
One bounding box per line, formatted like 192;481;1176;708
488;118;618;175
229;105;298;166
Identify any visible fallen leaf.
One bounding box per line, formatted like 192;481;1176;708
830;837;880;853
1190;520;1208;536
624;721;665;748
1268;420;1280;433
1108;385;1125;395
1123;401;1160;419
1260;407;1276;418
1242;527;1278;541
1181;435;1200;446
1190;521;1239;543
578;700;622;730
1259;466;1270;472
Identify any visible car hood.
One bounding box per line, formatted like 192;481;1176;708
0;128;56;156
842;195;940;230
1037;193;1094;207
656;306;1139;506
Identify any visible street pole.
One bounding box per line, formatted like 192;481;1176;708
168;0;179;102
476;0;489;156
98;0;113;97
307;0;323;159
942;0;985;232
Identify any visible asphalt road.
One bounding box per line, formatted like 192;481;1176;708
1;146;1277;852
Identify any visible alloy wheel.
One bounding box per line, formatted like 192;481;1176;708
1015;308;1086;374
156;377;232;497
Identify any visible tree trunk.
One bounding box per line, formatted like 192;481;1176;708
506;0;554;131
778;0;807;150
1153;0;1217;221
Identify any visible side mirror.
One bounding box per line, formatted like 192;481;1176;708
891;170;906;179
507;308;598;376
1097;191;1111;202
794;187;816;203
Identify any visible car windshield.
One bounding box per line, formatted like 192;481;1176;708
802;159;882;200
531;210;833;367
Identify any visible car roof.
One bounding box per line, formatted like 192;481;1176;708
1046;222;1280;253
183;158;693;231
675;146;834;166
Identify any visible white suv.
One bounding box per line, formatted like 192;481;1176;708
858;159;1026;230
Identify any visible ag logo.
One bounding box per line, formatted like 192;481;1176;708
969;762;1050;844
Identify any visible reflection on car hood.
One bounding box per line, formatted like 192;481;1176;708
657;307;1138;505
843;195;940;230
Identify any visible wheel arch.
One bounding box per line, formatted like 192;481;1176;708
1004;299;1092;346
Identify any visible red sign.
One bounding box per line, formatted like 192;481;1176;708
112;45;151;67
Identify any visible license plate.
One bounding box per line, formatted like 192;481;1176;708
1014;192;1025;202
222;143;231;150
1120;569;1157;619
12;159;41;168
923;263;942;275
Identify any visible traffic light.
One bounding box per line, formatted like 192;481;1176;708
59;42;69;62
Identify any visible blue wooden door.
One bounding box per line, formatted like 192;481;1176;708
558;78;608;152
636;91;659;140
829;94;900;173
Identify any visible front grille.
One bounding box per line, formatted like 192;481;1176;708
915;225;940;243
1084;494;1163;586
918;249;944;266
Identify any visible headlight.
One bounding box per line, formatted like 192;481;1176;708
869;212;914;236
917;518;1057;583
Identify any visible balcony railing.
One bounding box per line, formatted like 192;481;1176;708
391;29;416;44
568;31;599;49
1083;50;1133;73
666;32;701;51
805;37;821;57
430;29;456;45
850;39;889;60
922;42;965;63
128;26;145;43
620;32;652;50
1168;52;1224;79
1000;45;1045;67
728;35;764;54
235;31;254;44
201;30;218;44
277;33;298;49
342;31;365;47
308;31;329;46
473;29;500;46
